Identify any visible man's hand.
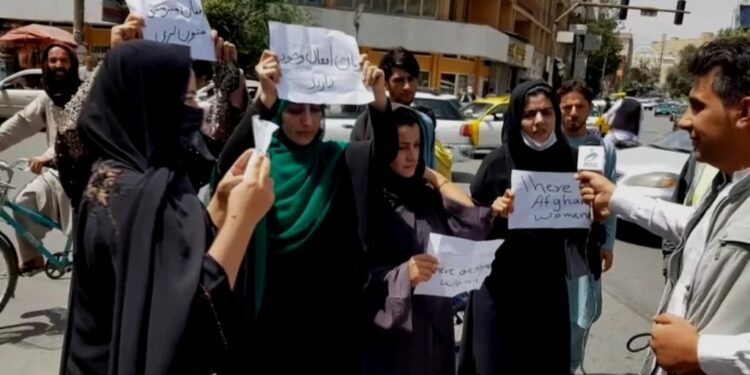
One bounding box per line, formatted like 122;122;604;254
28;155;52;175
361;54;387;112
576;171;615;223
601;249;613;273
111;13;145;48
651;314;701;374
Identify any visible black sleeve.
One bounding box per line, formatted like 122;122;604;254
216;99;280;176
470;147;508;206
350;108;372;142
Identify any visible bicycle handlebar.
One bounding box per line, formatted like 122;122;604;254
0;158;30;188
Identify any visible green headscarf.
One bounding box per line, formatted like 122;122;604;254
252;100;347;315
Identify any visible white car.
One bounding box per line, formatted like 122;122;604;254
616;129;692;202
639;98;657;111
0;69;43;119
196;79;260;103
324;91;474;156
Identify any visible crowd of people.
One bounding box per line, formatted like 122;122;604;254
1;11;749;375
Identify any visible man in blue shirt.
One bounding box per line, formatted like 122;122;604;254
558;79;618;373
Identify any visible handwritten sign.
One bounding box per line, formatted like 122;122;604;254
269;22;374;105
508;170;591;229
126;0;215;61
414;234;504;298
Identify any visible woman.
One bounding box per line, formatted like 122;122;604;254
56;12;247;209
363;105;493;375
459;81;604;374
216;51;394;373
60;40;274;374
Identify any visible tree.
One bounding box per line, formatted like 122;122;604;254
584;4;623;96
718;27;750;38
203;0;309;75
625;60;660;95
664;44;698;98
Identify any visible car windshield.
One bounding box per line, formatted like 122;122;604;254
649;129;692;153
460;102;493;119
413;98;464;120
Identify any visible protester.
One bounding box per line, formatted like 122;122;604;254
56;13;247;209
363;102;493;375
558;79;618;373
0;42;80;273
603;88;643;143
579;37;750;375
216;50;392;373
60;40;273;375
352;47;453;180
458;81;606;374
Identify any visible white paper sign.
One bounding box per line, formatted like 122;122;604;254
414;234;504;298
508;170;591;229
126;0;215;61
269;22;374;105
244;115;278;181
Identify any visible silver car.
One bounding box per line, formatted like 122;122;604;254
0;69;43;119
616;129;692;202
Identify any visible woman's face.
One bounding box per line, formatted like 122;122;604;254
281;103;323;146
389;123;421;178
521;93;556;143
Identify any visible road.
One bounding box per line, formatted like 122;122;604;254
0;112;676;374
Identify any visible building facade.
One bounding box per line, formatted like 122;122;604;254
650;33;715;85
733;0;750;29
296;0;569;96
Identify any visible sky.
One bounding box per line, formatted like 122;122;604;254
617;0;738;49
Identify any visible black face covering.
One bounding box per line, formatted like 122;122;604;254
180;105;215;189
42;43;81;107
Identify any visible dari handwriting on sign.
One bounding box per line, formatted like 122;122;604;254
508;170;591;229
126;0;215;61
269;22;374;105
414;234;504;298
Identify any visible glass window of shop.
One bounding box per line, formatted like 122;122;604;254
440;73;474;96
419;71;430;88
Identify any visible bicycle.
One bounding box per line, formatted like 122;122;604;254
0;158;74;314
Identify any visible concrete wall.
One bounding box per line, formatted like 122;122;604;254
303;5;510;63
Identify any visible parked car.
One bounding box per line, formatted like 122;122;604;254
639;98;657;111
616;129;691;203
654;102;672;116
460;95;509;150
324;91;474;156
196;79;260;103
0;69;43;119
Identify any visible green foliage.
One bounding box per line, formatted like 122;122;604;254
664;44;698;98
203;0;309;75
625;60;660;95
584;9;623;96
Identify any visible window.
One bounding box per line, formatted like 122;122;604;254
6;74;42;90
406;0;421;15
419;71;430;87
422;0;437;17
440;73;456;95
329;0;355;9
412;98;464;120
370;0;389;12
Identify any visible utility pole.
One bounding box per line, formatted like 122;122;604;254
657;32;667;73
73;0;85;45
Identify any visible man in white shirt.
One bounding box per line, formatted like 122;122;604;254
579;37;750;375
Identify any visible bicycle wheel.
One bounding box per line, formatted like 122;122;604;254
0;235;19;314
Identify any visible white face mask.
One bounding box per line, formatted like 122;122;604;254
521;130;557;151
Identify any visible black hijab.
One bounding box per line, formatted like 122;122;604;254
42;43;81;107
382;106;428;205
72;40;212;374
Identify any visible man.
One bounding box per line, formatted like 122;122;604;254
579;37;750;375
604;88;643;143
352;47;453;179
78;54;97;81
0;43;81;273
558;79;618;373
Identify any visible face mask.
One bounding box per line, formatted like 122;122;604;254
521;129;557;151
180;105;215;189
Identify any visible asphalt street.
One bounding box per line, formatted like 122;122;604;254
0;111;676;374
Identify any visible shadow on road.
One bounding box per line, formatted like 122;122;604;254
0;307;67;347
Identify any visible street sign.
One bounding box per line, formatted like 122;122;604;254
640;8;658;17
557;31;576;43
570;24;588;35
